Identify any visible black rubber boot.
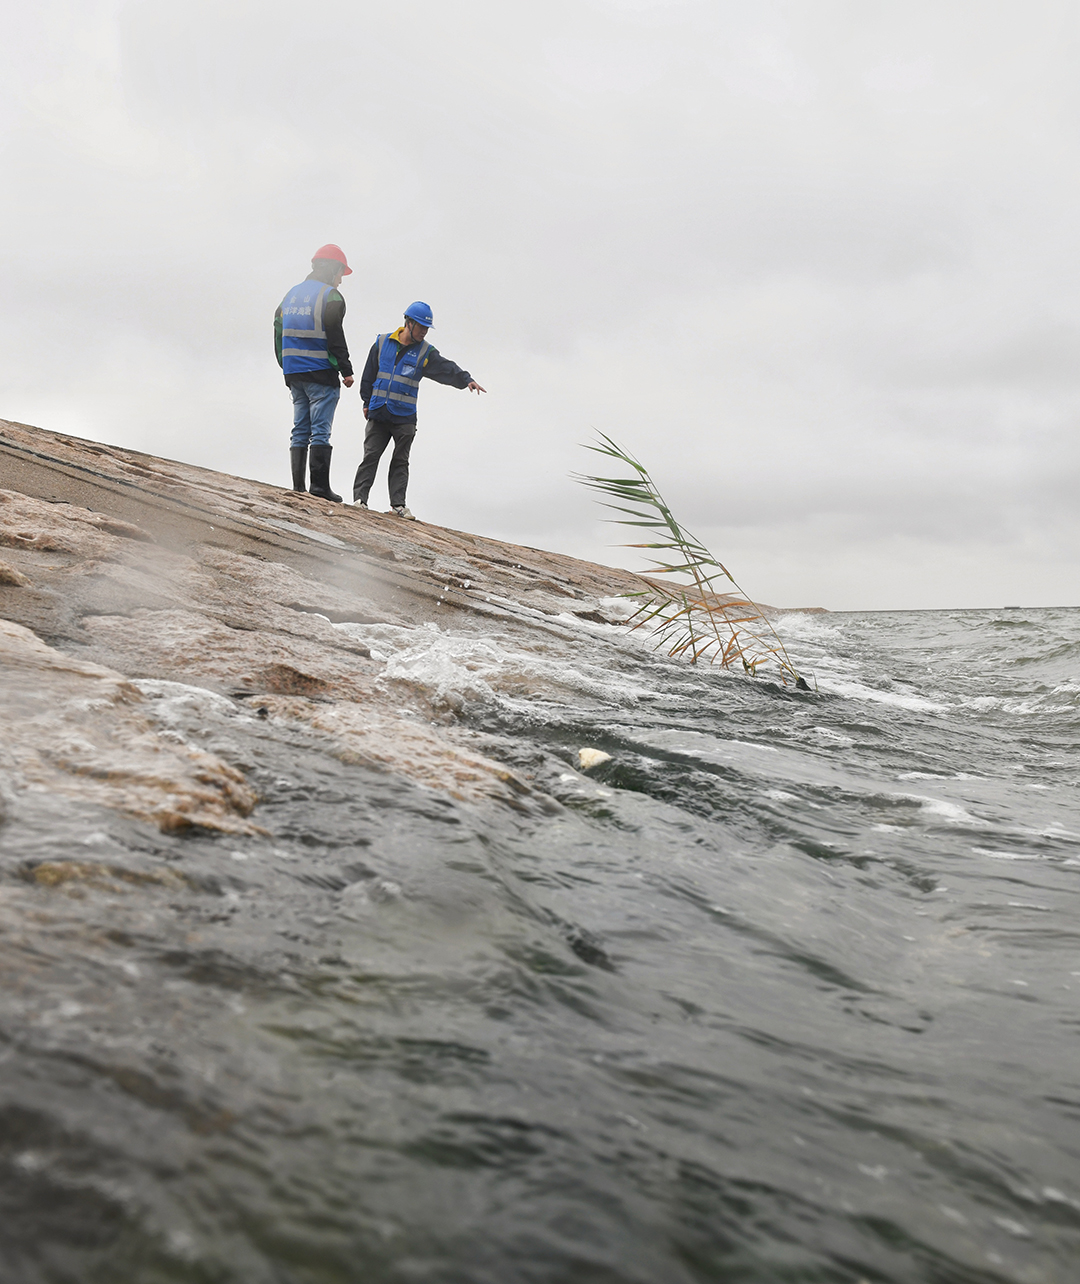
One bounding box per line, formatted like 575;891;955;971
290;446;308;492
308;444;342;502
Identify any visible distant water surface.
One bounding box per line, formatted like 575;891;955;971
1;606;1078;1283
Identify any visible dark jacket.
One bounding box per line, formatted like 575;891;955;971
274;273;353;388
360;329;471;423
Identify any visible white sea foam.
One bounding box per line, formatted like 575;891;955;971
811;726;855;746
773;614;843;641
1040;824;1080;839
957;687;1080;716
333;620;656;708
597;596;639;621
972;847;1042;861
814;676;948;712
894;794;978;824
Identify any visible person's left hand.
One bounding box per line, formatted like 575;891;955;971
342;375;355;388
467;381;486;394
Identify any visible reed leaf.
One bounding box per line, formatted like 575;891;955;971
574;434;808;688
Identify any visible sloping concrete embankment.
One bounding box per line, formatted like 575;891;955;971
0;419;649;832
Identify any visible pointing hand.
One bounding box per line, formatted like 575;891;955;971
467;381;486;394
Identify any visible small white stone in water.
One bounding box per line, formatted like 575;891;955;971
578;748;611;771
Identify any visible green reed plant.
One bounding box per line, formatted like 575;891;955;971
575;434;809;689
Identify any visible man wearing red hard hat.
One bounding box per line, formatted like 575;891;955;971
274;244;355;501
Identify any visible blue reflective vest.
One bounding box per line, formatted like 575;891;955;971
279;279;337;375
367;332;432;418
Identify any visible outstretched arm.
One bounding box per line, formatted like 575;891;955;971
421;349;477;389
422;350;486;394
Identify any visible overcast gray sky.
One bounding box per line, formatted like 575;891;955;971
3;0;1079;609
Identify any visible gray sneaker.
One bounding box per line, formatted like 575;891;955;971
392;505;416;520
354;499;369;509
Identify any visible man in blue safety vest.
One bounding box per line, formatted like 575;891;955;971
274;244;355;502
353;302;485;519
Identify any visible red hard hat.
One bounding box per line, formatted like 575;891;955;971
311;243;352;275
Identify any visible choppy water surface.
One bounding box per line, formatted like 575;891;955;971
2;606;1079;1283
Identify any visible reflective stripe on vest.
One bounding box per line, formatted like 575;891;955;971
279;279;336;375
368;333;432;415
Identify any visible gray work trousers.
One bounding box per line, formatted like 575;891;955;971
352;418;416;506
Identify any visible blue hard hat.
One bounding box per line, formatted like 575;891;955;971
404;301;434;328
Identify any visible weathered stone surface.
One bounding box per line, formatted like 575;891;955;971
77;608;381;700
0;418;824;831
0;618;261;834
0;488;153;556
0;558;30;586
21;860;192;891
255;695;535;807
0;420;652;827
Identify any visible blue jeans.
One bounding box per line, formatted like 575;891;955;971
289;381;340;448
